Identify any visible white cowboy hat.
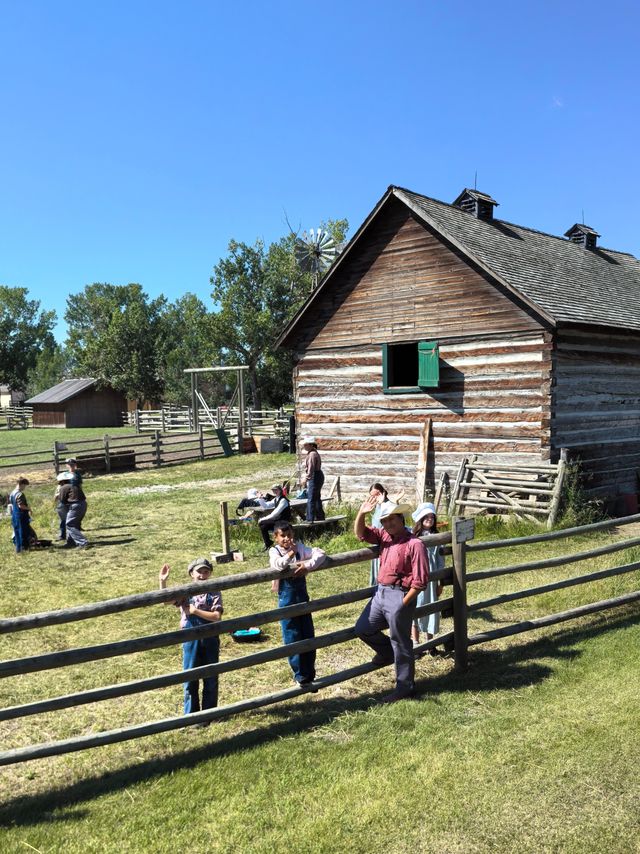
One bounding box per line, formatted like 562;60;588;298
412;502;436;524
378;501;413;521
300;435;317;446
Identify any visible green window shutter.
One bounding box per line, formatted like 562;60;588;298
418;340;439;387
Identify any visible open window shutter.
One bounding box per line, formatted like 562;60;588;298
418;340;439;387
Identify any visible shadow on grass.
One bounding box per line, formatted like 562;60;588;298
1;607;639;826
88;537;136;547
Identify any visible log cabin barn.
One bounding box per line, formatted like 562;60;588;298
277;185;640;510
26;378;127;428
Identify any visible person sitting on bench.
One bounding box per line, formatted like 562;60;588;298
258;484;291;550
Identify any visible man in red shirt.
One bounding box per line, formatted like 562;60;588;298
354;496;429;702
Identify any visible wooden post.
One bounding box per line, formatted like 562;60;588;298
448;457;467;517
451;516;473;671
199;425;205;460
161;408;166;433
415;417;432;505
547;448;568;529
211;501;243;563
53;441;60;474
134;408;140;434
153;430;161;466
220;501;230;554
104;435;111;474
237;369;245;455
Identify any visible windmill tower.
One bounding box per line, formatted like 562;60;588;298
294;228;337;289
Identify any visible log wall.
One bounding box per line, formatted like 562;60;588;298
552;328;640;498
295;333;552;498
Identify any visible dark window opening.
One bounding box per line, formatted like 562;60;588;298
386;343;419;387
383;340;440;393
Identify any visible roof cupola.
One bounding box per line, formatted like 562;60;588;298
564;223;599;250
453;188;499;221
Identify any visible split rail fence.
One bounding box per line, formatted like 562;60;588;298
1;512;639;766
0;429;235;476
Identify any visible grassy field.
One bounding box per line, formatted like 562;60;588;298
0;440;639;853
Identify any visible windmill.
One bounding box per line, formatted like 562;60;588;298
294;227;337;289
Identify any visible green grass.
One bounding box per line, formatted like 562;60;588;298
0;452;639;853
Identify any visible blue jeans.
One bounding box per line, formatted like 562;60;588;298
182;618;220;714
279;578;316;683
11;507;30;553
306;471;325;522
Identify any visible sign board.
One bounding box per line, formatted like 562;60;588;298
454;517;476;543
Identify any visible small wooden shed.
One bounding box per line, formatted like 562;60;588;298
277;185;640;507
26;379;126;428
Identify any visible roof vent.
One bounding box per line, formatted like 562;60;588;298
564;223;599;250
453;188;499;221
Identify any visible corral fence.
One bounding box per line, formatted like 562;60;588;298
0;406;32;430
0;428;236;476
1;512;639;766
123;405;293;442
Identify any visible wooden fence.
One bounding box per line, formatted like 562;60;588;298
1;512;639;766
123;406;293;441
0;406;32;430
448;450;568;528
0;428;235;475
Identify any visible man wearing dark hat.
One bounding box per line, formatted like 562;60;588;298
354;496;429;703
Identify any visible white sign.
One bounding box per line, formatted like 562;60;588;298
455;518;475;542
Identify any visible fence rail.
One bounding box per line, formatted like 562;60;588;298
0;428;236;476
1;514;639;766
0;406;33;430
123;405;293;442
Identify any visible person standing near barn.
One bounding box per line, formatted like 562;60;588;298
354;495;429;703
58;472;89;549
300;436;325;522
9;476;32;553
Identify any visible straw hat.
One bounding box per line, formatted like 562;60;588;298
378;501;413;521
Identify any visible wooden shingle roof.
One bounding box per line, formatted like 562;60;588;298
278;185;640;347
396;186;640;331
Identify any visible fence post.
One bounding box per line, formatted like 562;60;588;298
199;425;205;460
451;516;473;671
161;408;166;433
134;409;140;434
104;435;111;474
53;441;60;474
154;430;161;466
216;407;222;429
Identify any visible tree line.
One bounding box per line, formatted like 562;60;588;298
1;219;348;409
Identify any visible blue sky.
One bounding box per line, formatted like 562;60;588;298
1;0;639;342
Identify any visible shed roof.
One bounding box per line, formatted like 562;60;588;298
26;378;97;405
278;185;640;346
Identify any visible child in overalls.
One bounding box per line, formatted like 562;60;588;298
269;520;326;685
159;557;223;720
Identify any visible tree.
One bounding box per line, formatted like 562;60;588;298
209;219;348;408
64;283;166;405
26;343;71;397
0;286;56;390
160;293;223;405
